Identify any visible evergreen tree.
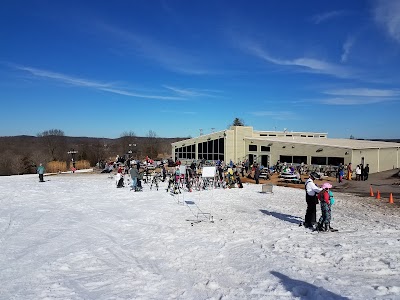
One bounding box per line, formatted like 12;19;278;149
232;118;245;126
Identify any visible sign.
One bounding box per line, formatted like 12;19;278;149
202;166;216;178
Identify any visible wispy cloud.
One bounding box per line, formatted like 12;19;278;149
341;36;355;63
162;85;222;98
311;10;347;24
249;111;299;120
15;65;184;101
373;0;400;43
96;23;213;75
16;66;112;89
319;87;399;105
324;88;400;97
243;43;353;78
98;87;184;100
319;97;394;105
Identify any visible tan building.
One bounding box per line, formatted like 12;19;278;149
171;126;400;174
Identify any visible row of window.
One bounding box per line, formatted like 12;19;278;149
279;155;344;166
175;140;343;165
249;145;270;152
175;138;225;161
259;134;326;138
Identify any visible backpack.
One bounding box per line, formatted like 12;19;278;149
329;190;335;205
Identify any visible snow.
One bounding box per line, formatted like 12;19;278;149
1;172;400;300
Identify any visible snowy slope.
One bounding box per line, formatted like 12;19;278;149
0;173;399;300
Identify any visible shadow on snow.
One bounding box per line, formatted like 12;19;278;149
260;209;302;225
271;271;350;300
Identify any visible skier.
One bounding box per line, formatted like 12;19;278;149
161;164;167;182
315;182;337;232
115;172;124;188
37;163;45;182
129;165;139;191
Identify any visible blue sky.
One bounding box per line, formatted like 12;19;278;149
1;0;399;139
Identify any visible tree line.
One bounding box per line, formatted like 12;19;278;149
0;129;185;176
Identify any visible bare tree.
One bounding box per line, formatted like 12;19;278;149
37;129;66;161
119;131;137;158
89;139;107;167
147;130;157;138
0;150;13;175
11;154;25;175
31;149;50;168
121;130;136;137
144;130;159;159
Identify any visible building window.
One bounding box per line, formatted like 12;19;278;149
249;145;257;151
327;157;344;166
280;155;292;163
197;137;224;161
260;146;270;152
293;156;307;164
175;144;196;160
311;156;327;165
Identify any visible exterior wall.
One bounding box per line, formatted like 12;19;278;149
266;142;350;166
224;129;235;163
351;148;399;173
351;148;379;173
232;126;253;162
379;148;399;172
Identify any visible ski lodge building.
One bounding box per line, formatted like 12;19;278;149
171;126;400;174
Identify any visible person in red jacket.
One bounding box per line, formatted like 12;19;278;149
316;182;336;232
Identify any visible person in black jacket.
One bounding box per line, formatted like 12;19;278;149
254;163;260;184
303;172;322;228
364;164;369;181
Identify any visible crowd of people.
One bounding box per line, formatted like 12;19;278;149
36;155;373;233
106;157;341;232
342;162;370;181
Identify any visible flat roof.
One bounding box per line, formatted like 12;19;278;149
247;136;400;149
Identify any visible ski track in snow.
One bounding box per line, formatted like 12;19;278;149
0;173;400;299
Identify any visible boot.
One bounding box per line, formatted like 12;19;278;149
313;222;323;231
328;223;337;232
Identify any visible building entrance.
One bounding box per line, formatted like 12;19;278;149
261;155;269;167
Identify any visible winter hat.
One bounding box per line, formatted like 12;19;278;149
321;182;332;189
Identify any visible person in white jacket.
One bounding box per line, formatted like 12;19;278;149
356;165;361;181
303;172;322;228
